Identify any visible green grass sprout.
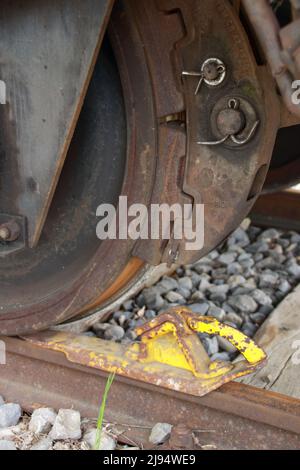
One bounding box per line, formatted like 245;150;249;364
94;372;115;450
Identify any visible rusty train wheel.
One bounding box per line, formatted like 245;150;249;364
0;0;280;335
0;0;181;335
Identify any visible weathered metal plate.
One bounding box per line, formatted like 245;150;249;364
133;0;280;267
0;0;283;335
0;35;129;335
0;0;114;247
0;0;166;335
23;330;265;398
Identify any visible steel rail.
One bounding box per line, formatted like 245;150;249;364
0;336;299;450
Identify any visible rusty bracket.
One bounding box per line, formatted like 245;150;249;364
24;307;266;397
132;0;279;268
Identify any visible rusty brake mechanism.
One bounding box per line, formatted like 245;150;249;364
133;0;279;268
24;307;266;397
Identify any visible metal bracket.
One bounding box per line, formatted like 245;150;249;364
132;0;279;268
24;307;266;397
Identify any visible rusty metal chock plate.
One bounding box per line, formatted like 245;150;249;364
24;307;267;397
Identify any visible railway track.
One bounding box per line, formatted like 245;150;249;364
0;0;300;452
0;190;300;450
0;335;300;450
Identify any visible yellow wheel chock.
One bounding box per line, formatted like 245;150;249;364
24;307;267;397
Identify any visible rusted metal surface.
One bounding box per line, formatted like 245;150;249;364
0;0;283;335
179;0;278;258
216;107;246;137
0;0;160;335
133;0;279;267
166;424;195;450
0;336;299;449
251;189;300;231
0;0;115;248
22;333;260;399
135;307;266;375
23;308;266;397
242;0;300;118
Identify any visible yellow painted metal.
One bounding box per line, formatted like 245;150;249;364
188;316;266;365
24;307;267;397
134;307;266;379
135;317;233;379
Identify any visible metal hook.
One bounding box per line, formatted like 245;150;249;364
228;98;240;110
198;120;260;147
230;120;260;145
197;135;229;146
182;71;204;96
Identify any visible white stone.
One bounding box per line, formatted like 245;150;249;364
49;409;81;440
29;408;57;434
83;428;116;450
0;440;17;450
0;424;22;440
149;423;172;445
31;437;53;450
0;404;21;429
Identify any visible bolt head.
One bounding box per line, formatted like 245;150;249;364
203;63;220;81
0;226;10;241
217;108;245;137
0;221;21;242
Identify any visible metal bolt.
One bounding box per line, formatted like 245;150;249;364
198;97;260;147
0;226;11;241
168;424;194;450
201;58;226;87
182;58;226;95
217;108;246;137
203;62;222;81
0;221;21;242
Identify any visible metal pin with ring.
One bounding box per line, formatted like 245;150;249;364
197;98;260;147
182;58;227;95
